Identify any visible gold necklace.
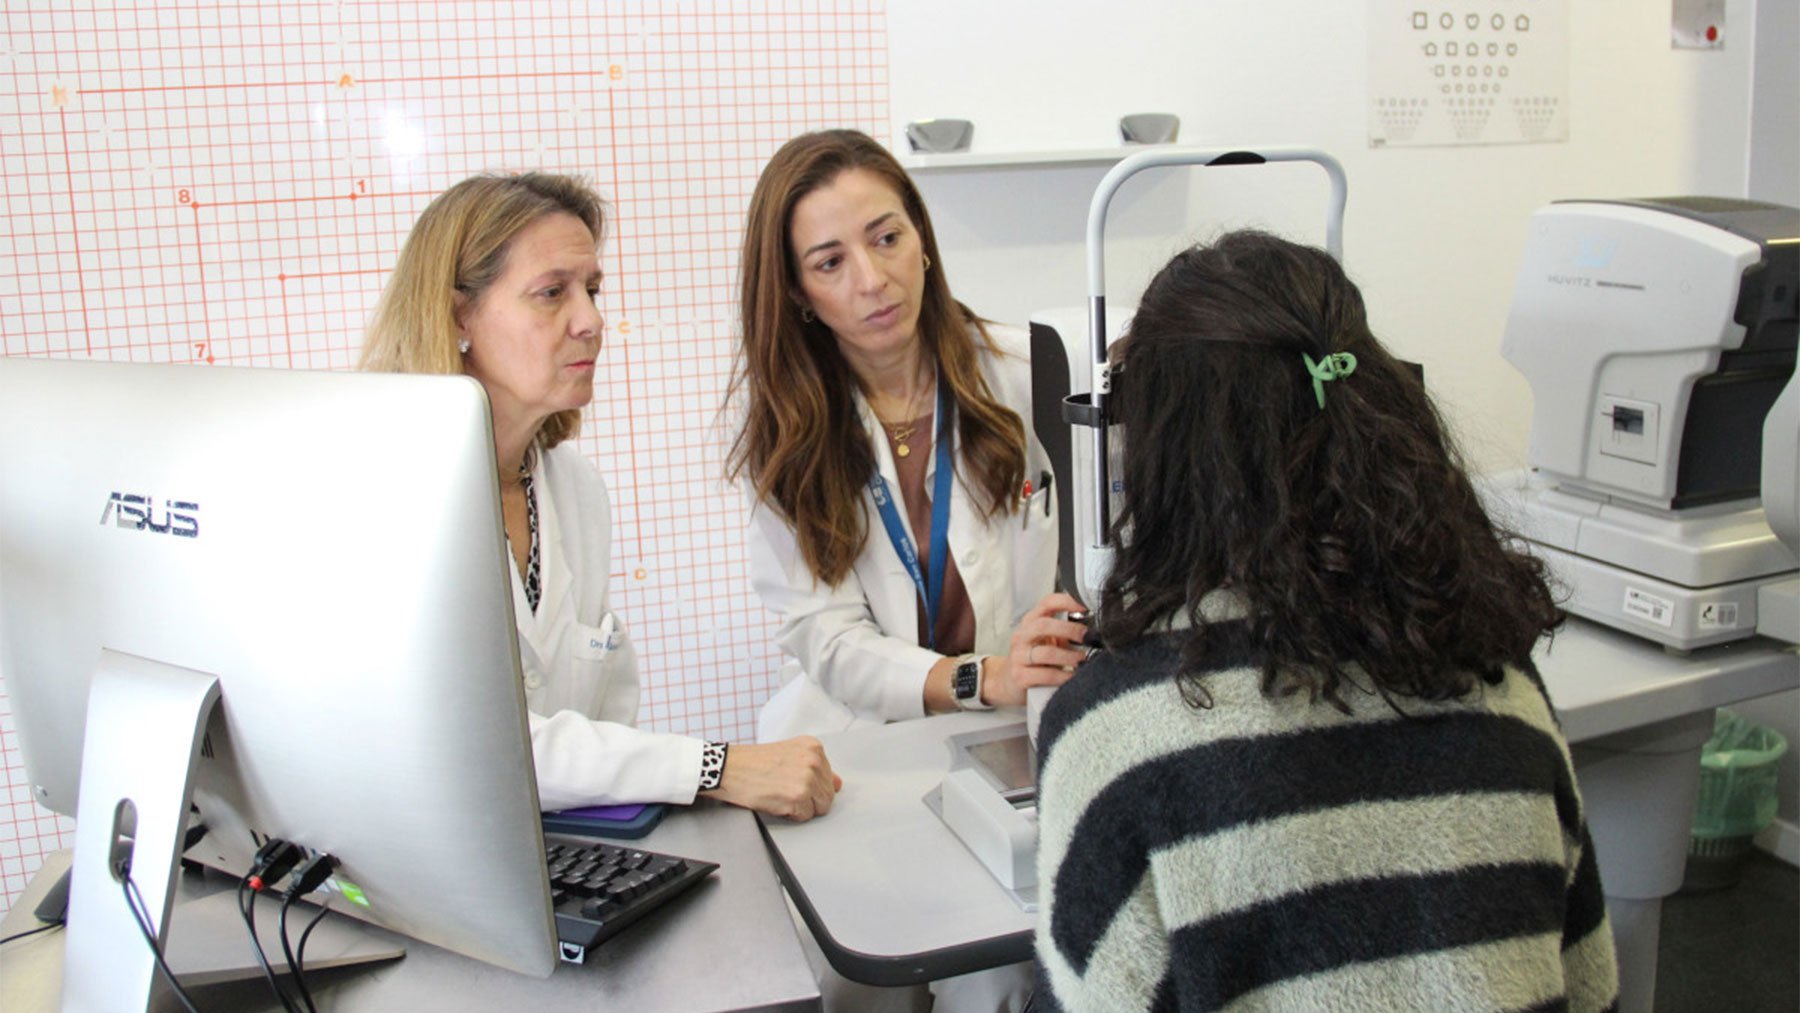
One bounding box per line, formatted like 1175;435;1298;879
886;418;919;457
876;383;932;459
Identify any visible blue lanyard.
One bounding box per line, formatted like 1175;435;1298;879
867;383;953;650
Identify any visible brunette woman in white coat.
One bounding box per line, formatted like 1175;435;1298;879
361;172;837;821
731;130;1087;742
728;130;1084;1013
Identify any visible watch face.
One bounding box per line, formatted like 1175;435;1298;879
954;661;979;698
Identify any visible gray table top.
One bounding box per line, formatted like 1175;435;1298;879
759;710;1034;987
1535;618;1798;742
0;800;820;1012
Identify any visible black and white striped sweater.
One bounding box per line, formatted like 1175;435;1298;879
1034;618;1619;1012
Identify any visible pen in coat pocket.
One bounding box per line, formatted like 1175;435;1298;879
1024;470;1054;528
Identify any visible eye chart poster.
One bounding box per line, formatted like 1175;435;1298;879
1368;0;1569;147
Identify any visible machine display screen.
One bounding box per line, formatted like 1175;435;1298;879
965;734;1036;806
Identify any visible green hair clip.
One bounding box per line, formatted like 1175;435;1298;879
1302;351;1358;409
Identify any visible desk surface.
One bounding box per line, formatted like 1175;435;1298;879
760;709;1032;987
0;801;819;1012
759;617;1800;988
1536;619;1798;742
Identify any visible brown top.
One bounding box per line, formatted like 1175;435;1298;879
888;408;976;655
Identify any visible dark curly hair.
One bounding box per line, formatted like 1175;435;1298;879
1098;230;1561;710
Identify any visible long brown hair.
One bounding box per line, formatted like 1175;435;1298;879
1100;231;1562;710
727;130;1024;586
360;172;606;450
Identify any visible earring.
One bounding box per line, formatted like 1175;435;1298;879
923;253;932;272
458;338;471;354
799;306;815;324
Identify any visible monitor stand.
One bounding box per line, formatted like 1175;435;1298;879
59;649;400;1011
64;650;218;1010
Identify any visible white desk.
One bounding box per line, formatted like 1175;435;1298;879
1537;620;1799;742
759;710;1031;986
759;617;1800;1006
0;801;821;1012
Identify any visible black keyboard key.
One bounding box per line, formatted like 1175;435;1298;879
545;832;720;959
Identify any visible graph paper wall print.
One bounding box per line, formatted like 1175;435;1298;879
1368;0;1568;148
0;0;888;914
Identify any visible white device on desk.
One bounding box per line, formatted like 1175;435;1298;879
0;358;563;1008
922;723;1039;909
1488;198;1799;650
1756;366;1800;641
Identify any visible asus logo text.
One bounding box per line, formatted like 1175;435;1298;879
99;493;200;538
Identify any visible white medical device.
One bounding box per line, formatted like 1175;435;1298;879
1487;198;1799;650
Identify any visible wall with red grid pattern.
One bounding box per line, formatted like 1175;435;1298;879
0;0;887;915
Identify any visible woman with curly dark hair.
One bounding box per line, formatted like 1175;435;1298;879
1032;231;1619;1011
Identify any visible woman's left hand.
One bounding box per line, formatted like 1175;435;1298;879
982;592;1090;708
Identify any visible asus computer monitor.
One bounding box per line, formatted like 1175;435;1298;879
0;357;557;981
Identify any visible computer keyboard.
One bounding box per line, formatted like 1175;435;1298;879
544;836;719;964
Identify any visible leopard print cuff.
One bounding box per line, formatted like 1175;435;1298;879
697;741;728;792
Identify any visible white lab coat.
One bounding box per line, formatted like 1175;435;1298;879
517;443;704;811
750;324;1059;741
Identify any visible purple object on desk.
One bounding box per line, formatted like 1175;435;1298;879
557;803;647;821
541;801;667;839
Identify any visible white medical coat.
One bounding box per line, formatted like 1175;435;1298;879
749;325;1059;740
517;443;704;811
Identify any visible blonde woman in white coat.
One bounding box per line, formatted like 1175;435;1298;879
729;130;1088;744
362;172;838;821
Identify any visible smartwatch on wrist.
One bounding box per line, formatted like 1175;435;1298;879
952;654;992;710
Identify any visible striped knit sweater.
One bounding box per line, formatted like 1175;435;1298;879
1034;611;1619;1012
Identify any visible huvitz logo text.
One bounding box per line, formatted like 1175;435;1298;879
99;493;200;538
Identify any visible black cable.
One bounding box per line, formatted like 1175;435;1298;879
0;919;64;947
122;873;202;1013
278;893;318;1013
278;850;338;1008
238;876;301;1013
294;900;332;976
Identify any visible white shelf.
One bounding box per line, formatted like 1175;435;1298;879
897;147;1152;173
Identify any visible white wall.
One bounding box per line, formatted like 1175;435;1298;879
892;0;1764;473
1746;0;1800;208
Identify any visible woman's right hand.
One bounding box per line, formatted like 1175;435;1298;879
982;591;1090;708
710;737;841;822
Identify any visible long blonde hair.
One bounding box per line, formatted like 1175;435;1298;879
360;172;606;449
726;130;1025;586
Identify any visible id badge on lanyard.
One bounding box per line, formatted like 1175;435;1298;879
867;383;953;650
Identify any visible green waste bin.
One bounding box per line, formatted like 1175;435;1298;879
1684;708;1789;891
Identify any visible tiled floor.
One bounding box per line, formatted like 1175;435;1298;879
1656;851;1799;1012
